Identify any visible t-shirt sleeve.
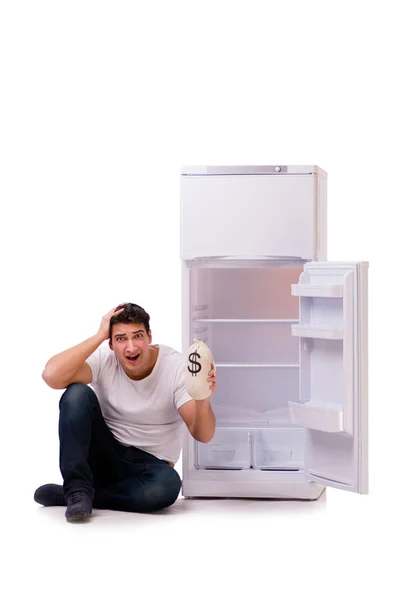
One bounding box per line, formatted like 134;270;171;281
86;346;108;385
174;359;192;409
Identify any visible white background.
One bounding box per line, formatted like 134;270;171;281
1;1;398;598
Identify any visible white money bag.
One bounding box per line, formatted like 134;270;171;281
184;339;216;400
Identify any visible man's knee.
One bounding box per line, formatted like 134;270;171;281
163;467;182;503
59;383;97;412
164;468;182;506
143;467;182;511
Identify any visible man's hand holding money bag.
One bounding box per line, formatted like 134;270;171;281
185;339;217;400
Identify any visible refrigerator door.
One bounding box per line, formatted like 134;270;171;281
180;168;326;260
290;261;368;493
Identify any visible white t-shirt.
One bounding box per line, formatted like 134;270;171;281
86;343;192;464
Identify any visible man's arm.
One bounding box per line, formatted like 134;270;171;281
178;365;217;443
178;398;216;443
42;305;124;390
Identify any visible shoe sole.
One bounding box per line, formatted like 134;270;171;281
66;512;92;522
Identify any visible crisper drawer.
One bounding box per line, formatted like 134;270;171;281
251;428;305;470
196;429;251;469
181;174;318;260
195;428;305;471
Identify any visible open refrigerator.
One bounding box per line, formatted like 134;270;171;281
180;165;368;500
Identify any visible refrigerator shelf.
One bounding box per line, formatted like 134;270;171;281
214;422;298;428
291;324;343;339
289;400;344;432
193;318;299;323
291;283;343;298
215;363;299;368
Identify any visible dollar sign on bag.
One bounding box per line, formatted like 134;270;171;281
188;351;201;376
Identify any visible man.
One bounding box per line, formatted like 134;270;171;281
34;303;217;522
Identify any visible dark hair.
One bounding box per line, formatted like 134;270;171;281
109;303;151;338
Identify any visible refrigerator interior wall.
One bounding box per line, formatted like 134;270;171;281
188;261;307;472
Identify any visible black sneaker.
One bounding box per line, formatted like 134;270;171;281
34;484;66;507
65;490;93;522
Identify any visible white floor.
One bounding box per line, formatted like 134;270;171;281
3;484;396;600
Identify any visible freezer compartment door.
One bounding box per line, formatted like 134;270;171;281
180;174;320;260
289;261;368;493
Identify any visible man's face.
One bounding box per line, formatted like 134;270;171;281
109;322;153;377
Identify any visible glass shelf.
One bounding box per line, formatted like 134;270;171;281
215;363;299;368
193;318;299;323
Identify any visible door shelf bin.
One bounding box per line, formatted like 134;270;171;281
292;284;343;298
291;324;343;339
289;400;344;433
196;429;251;469
251;429;305;470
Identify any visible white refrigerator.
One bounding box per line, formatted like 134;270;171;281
180;165;368;500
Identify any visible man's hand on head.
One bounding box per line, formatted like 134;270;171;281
98;304;126;342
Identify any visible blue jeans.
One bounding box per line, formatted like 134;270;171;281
59;383;182;513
